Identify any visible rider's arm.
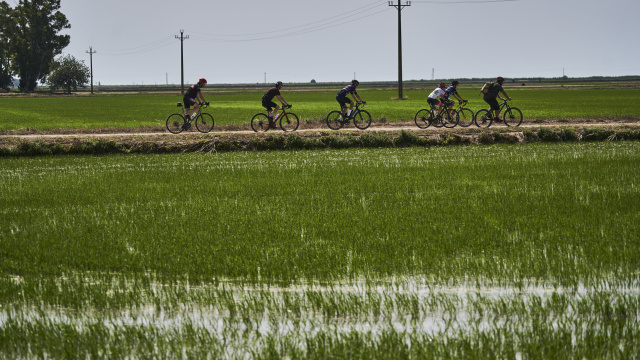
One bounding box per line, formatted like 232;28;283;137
198;92;206;103
500;89;511;101
353;93;363;103
276;94;288;106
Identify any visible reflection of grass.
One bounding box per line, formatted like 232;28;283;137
1;142;639;358
1;87;639;131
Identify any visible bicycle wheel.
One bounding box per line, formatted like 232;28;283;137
353;110;372;130
431;113;445;128
196;113;215;133
503;107;523;127
443;112;458;128
326;111;344;130
279;112;299;132
166;113;185;134
414;109;431;129
251;113;269;132
456;108;475;128
474;109;493;128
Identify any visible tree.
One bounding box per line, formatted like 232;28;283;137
0;1;14;90
46;54;89;93
10;0;70;92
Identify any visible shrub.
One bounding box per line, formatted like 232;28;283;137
285;135;322;150
614;130;640;141
253;134;285;151
478;131;495;145
14;141;53;156
394;130;424;147
492;131;519;144
582;127;615;141
560;128;578;142
321;135;357;149
537;127;561;142
359;132;393;148
68;139;121;155
523;129;539;142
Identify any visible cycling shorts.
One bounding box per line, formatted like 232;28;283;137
484;97;500;111
336;95;352;108
427;97;441;108
183;96;197;109
262;99;278;111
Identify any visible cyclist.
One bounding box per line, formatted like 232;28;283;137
444;80;466;117
184;78;208;121
427;83;448;118
262;81;290;129
336;80;365;120
483;76;511;120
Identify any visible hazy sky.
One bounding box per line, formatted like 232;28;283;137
54;0;639;85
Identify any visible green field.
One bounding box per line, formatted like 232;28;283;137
1;142;639;358
1;86;640;131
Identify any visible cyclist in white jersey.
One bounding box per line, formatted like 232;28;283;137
427;83;447;117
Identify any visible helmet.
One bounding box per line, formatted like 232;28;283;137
497;76;504;83
452;80;459;86
199;78;208;84
352;79;360;86
439;83;447;89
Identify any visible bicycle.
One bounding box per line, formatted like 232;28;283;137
166;102;214;134
414;100;472;129
474;99;523;128
326;101;371;130
251;104;299;132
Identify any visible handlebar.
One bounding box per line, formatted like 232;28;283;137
199;102;210;108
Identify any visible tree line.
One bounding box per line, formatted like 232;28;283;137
1;0;88;93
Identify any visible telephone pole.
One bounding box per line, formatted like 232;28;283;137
175;30;189;95
388;1;410;100
86;46;96;94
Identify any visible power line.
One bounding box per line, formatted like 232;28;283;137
411;0;517;3
189;1;384;39
187;2;390;43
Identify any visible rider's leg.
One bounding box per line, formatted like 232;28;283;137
347;102;355;117
271;105;281;119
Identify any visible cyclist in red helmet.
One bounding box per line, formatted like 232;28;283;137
427;83;448;117
483;76;511;120
183;78;209;121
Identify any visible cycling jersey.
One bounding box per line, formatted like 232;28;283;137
428;88;445;100
262;87;281;102
444;86;458;97
337;85;357;97
483;82;503;100
184;84;201;99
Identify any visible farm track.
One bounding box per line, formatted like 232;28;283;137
1;119;639;148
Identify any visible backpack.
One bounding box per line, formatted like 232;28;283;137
480;81;494;94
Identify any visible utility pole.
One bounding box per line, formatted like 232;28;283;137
86;46;96;94
175;30;189;95
388;1;411;100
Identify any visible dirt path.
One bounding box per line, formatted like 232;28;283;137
1;119;638;149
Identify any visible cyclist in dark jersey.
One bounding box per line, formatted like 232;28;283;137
183;78;209;120
444;80;466;118
483;76;511;120
262;81;290;128
336;80;365;119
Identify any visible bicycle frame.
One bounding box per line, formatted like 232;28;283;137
341;102;365;120
499;100;511;114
